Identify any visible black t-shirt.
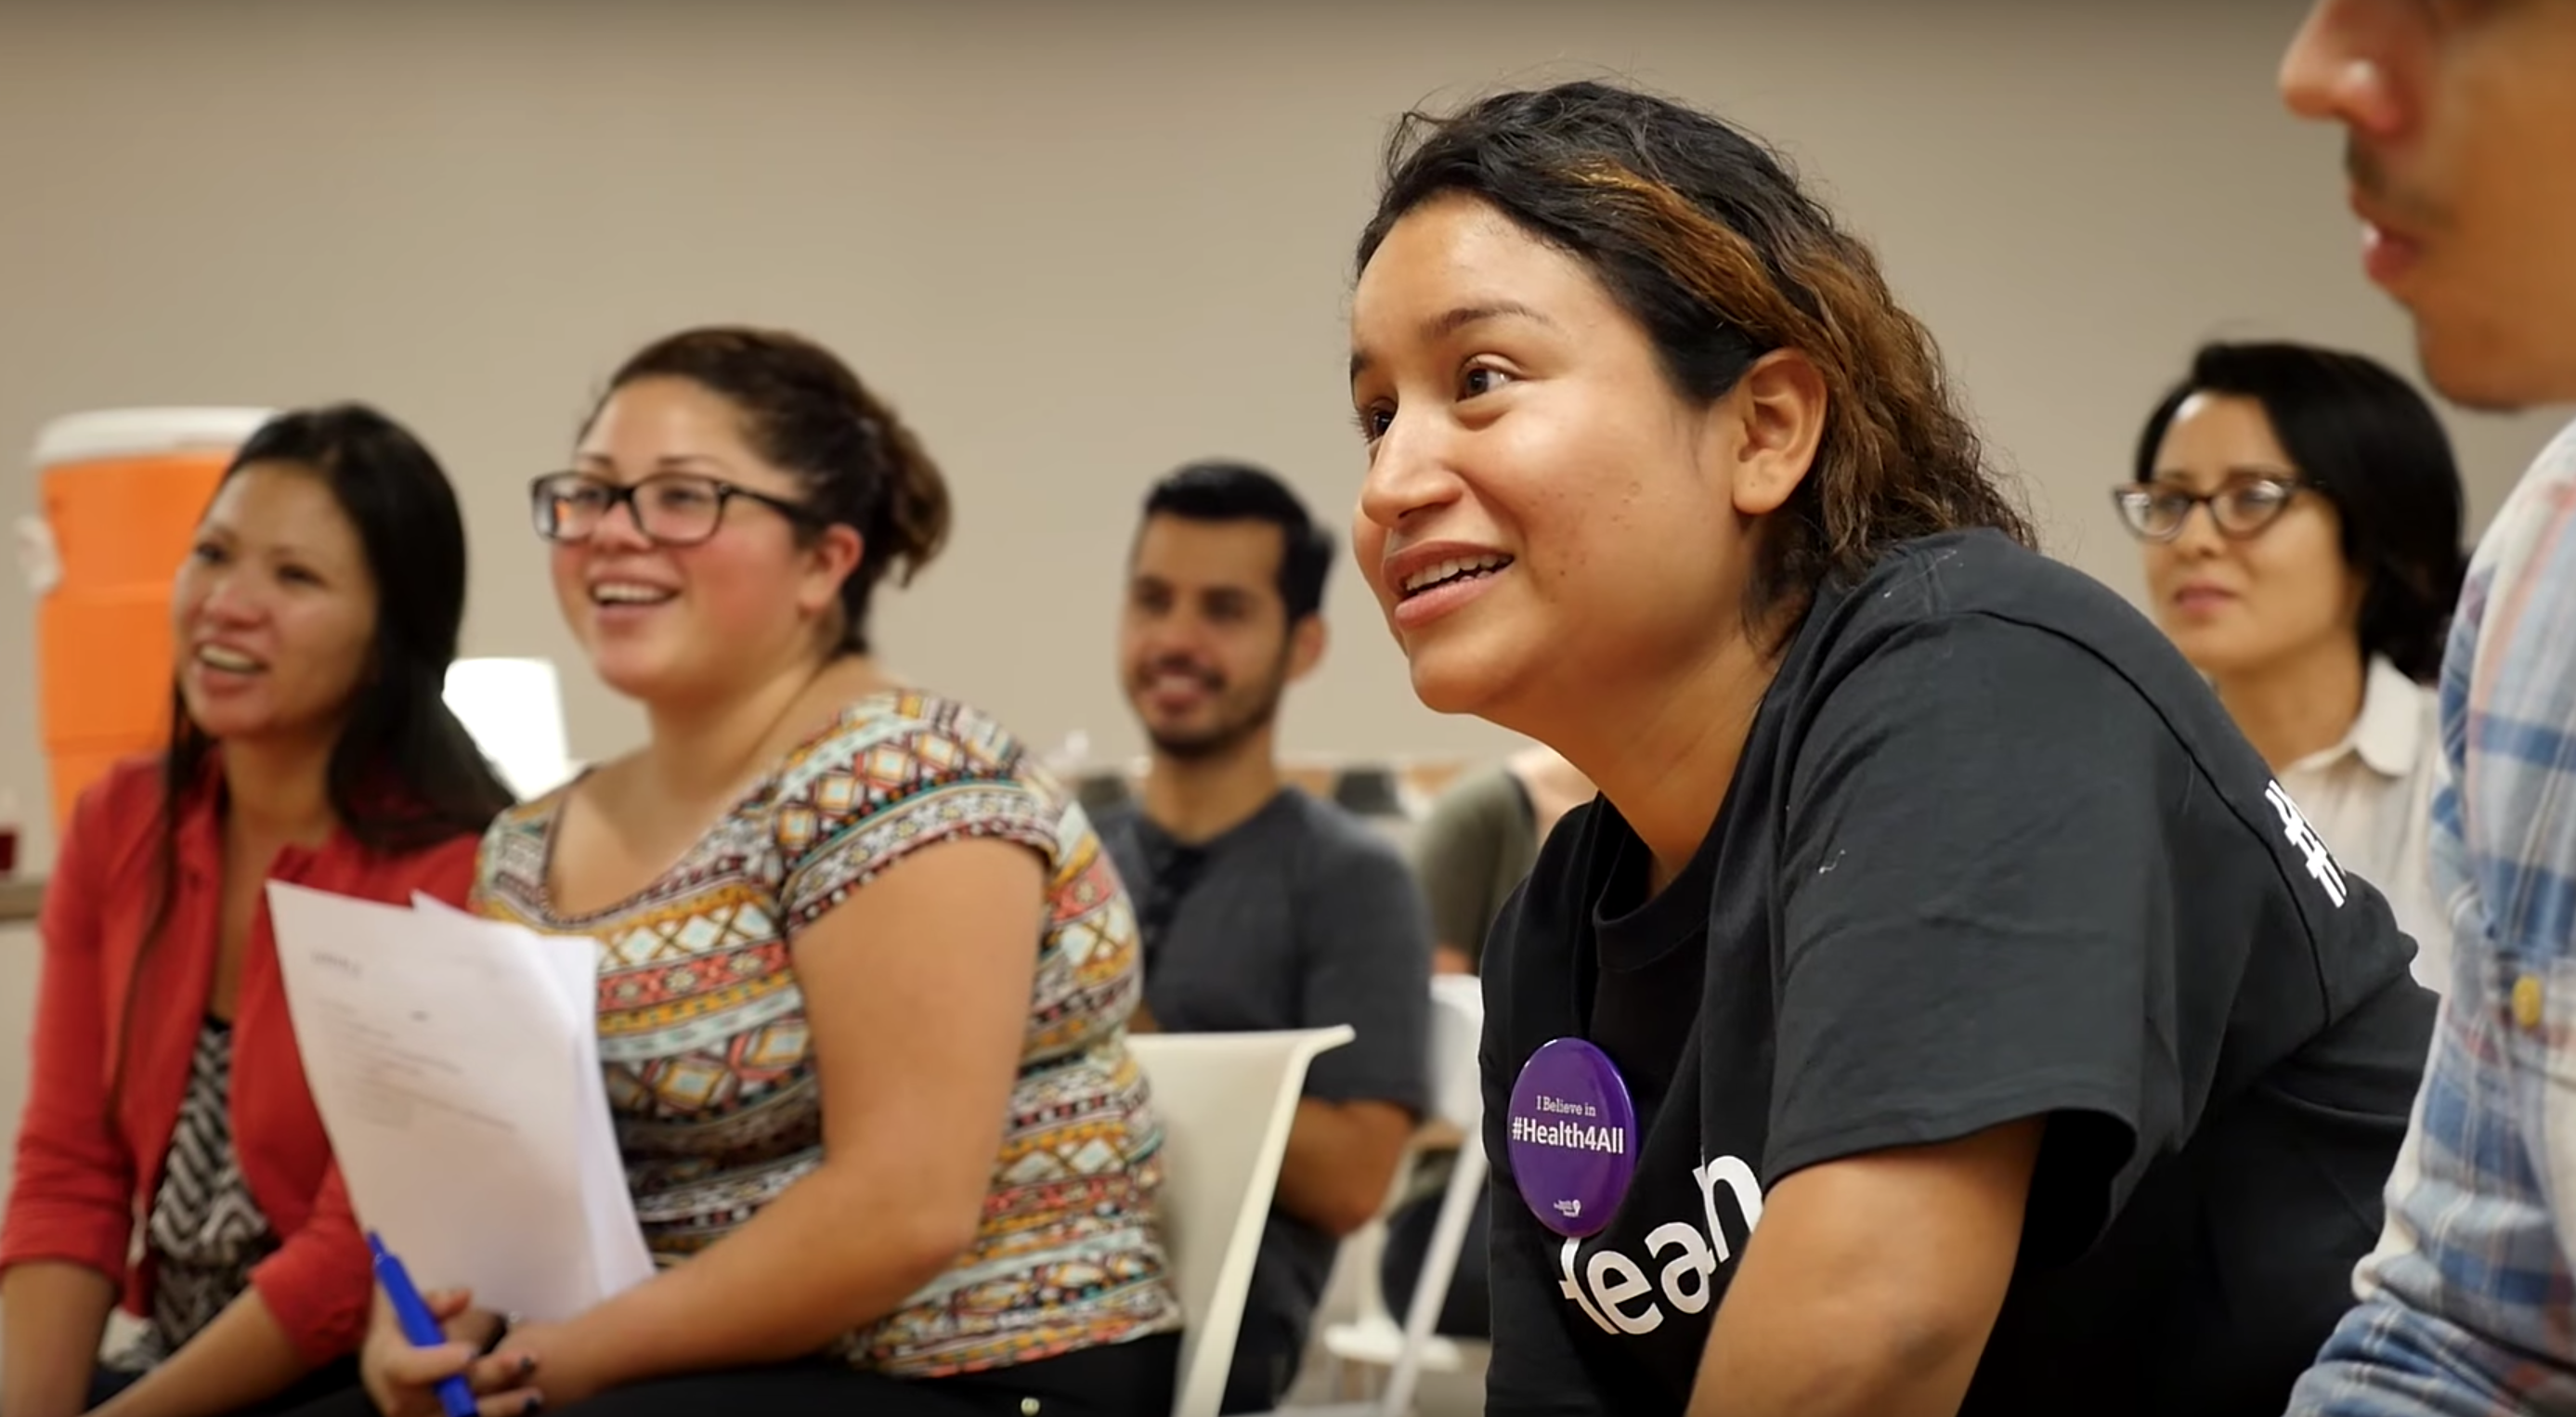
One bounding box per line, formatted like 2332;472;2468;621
1479;529;2436;1417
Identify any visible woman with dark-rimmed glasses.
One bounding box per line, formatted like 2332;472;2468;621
301;326;1182;1417
2118;340;2465;988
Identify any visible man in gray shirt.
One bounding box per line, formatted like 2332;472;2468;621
1095;460;1433;1413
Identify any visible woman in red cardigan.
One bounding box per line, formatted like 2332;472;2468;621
0;405;514;1417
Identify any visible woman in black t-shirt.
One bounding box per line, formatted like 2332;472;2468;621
1343;81;2434;1417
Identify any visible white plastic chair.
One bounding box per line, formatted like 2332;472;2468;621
1314;975;1487;1415
1130;1025;1355;1417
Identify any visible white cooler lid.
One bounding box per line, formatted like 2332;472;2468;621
30;407;276;468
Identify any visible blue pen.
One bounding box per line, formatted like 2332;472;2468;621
367;1231;478;1417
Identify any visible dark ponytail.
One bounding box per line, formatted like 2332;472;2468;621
837;376;950;652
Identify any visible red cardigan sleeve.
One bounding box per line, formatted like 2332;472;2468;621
246;1164;371;1365
241;833;484;1365
0;775;141;1279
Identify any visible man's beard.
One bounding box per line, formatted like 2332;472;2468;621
1144;670;1287;762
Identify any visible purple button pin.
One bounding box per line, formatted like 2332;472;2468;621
1506;1037;1638;1238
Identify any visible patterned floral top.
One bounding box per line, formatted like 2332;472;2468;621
473;690;1183;1378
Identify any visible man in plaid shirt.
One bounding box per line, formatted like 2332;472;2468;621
2280;2;2576;1410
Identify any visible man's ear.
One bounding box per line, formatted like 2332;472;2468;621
1287;614;1327;682
1715;349;1828;517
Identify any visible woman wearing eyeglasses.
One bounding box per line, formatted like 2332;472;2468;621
2116;341;2465;989
303;327;1183;1417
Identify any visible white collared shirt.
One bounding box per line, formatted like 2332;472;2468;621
2277;655;2448;991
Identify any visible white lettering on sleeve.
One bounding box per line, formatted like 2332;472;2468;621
2263;778;2348;908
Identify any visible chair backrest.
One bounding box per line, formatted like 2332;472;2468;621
1425;974;1484;1130
1129;1025;1354;1417
1373;975;1489;1415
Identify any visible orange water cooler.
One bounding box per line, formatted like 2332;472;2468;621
23;408;273;831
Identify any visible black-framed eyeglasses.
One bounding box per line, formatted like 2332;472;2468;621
2110;475;2316;543
529;472;824;548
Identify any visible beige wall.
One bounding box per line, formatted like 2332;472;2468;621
1;0;2569;884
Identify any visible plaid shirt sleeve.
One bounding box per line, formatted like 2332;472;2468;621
2288;421;2576;1415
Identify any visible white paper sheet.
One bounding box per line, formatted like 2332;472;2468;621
410;891;648;1302
269;882;653;1319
